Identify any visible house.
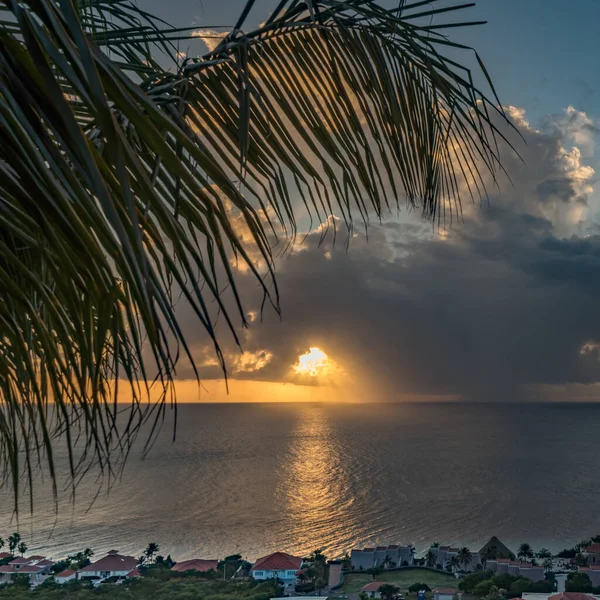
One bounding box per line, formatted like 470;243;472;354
433;588;456;600
427;547;480;572
54;569;77;584
362;582;385;598
0;553;11;560
486;560;544;581
171;559;219;573
578;566;600;587
77;550;138;582
350;544;414;570
584;544;600;566
0;556;54;586
251;552;303;587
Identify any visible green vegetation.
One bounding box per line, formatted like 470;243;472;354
459;570;554;599
557;533;600;559
0;576;280;600
343;568;458;594
566;571;600;594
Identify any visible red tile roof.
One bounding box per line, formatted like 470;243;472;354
79;553;138;573
388;545;399;550
433;589;456;595
17;566;45;573
55;569;77;578
549;594;597;600
28;556;45;561
375;547;387;551
584;544;600;554
363;548;375;552
126;568;142;578
252;552;302;572
171;559;219;573
0;553;11;559
362;582;384;592
9;557;31;565
36;560;54;567
0;566;14;573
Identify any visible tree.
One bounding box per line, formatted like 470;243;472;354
0;537;3;551
459;571;492;593
566;573;593;593
0;0;510;506
518;544;534;562
474;581;495;597
449;556;461;572
537;549;552;560
144;542;160;564
315;577;327;594
8;533;21;554
379;583;400;600
426;550;437;568
458;548;473;571
409;583;431;593
342;553;351;571
542;557;554;572
574;553;589;568
17;541;27;556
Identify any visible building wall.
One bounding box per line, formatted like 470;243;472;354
351;550;375;571
519;567;544;582
251;569;297;582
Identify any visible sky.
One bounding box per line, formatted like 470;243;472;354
136;0;600;403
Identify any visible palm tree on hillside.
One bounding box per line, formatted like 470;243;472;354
17;542;27;557
0;0;511;505
449;555;460;573
518;544;534;562
542;557;554;572
457;548;472;571
7;533;21;555
537;549;552;560
144;542;160;564
0;538;4;552
426;550;437;568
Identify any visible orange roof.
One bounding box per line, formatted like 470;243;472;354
79;552;137;573
549;594;597;600
56;569;77;578
433;589;456;595
585;543;600;554
362;582;384;592
252;552;302;572
126;568;142;578
171;559;219;573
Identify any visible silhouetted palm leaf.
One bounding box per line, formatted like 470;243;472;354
0;0;511;510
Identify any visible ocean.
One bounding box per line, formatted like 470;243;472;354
1;402;599;562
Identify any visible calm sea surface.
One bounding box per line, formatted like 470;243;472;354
1;402;599;562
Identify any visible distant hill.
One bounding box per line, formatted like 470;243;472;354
479;536;515;560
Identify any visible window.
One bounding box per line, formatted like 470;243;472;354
254;571;264;577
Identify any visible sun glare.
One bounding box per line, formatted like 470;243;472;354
294;347;331;376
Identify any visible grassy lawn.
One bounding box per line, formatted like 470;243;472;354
341;568;459;595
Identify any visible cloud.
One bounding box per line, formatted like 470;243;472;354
191;29;229;53
170;105;600;402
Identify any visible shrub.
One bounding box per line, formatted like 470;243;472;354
459;571;492;593
408;583;431;593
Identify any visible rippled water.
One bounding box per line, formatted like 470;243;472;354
1;402;599;562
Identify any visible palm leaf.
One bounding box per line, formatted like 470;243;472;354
0;0;512;510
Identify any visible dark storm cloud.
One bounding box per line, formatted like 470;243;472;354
175;106;600;400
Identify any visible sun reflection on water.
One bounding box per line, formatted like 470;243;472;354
280;407;354;554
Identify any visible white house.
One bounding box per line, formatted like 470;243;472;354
251;552;303;587
54;569;77;584
433;587;456;600
362;582;385;598
77;550;138;582
0;556;54;586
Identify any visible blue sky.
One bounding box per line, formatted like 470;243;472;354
144;0;599;124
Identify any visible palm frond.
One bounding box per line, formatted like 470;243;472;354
0;0;513;510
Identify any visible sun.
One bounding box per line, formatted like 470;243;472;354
293;347;332;377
